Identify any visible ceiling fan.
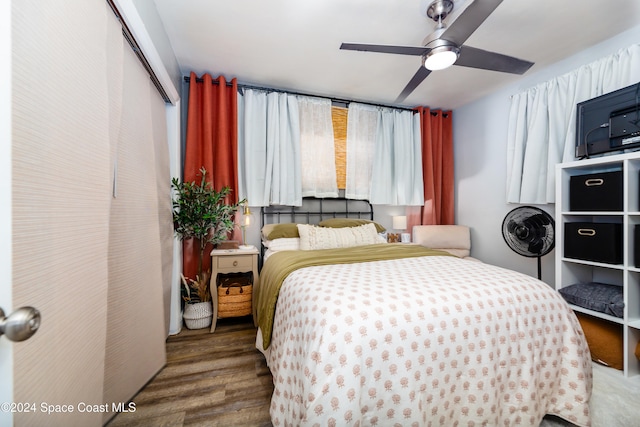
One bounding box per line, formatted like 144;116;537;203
340;0;534;103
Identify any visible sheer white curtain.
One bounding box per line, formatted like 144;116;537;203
239;89;302;206
507;44;640;204
345;103;378;200
370;109;424;205
297;96;338;197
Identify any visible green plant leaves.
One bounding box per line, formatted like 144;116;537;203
171;167;245;286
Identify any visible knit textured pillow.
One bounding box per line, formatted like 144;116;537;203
297;223;381;250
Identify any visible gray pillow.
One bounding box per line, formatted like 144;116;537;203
558;282;624;318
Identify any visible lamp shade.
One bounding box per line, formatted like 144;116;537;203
242;204;252;227
392;215;407;231
240;203;254;248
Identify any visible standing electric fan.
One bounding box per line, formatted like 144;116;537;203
501;206;555;280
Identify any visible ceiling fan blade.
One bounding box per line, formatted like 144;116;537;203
456;45;534;74
340;43;428;56
395;67;432;103
440;0;503;46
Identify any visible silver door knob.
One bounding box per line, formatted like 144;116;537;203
0;306;41;342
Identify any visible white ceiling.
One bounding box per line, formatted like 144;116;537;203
153;0;640;110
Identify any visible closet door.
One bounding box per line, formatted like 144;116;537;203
12;1;112;426
11;1;170;425
0;1;12;425
102;22;168;420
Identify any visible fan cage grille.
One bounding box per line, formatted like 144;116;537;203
502;206;555;258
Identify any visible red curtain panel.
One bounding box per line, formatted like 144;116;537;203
182;72;240;281
407;107;454;230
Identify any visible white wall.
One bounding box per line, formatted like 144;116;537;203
131;0;182;93
454;24;640;285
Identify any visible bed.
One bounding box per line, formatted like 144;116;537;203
255;199;592;427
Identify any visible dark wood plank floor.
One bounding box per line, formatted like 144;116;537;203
104;315;633;427
106;316;273;427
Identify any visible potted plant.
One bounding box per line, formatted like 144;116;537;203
171;167;243;329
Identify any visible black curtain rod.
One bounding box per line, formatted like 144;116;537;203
183;75;451;115
108;0;171;103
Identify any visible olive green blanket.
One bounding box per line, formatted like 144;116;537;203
256;244;451;349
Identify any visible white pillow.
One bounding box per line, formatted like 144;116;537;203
263;237;300;252
297;223;381;250
263;249;275;262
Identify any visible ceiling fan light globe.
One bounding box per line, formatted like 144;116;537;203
424;46;459;71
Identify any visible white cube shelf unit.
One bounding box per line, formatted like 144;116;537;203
556;151;640;379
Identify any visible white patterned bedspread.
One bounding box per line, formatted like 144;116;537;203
264;255;592;427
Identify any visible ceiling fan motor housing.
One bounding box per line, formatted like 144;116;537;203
424;38;459;52
421;25;449;47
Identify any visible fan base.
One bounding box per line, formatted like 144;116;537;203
427;0;454;21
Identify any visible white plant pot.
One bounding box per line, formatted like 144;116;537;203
183;301;213;329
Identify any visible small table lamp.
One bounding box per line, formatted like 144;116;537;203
392;215;407;232
239;203;254;249
392;215;411;243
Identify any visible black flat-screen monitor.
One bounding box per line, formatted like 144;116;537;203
576;82;640;158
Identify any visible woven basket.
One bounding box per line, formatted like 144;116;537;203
183;301;213;329
218;283;252;318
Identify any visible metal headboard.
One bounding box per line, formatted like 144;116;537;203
260;197;374;258
261;197;374;228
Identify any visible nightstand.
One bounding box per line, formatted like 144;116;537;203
209;247;260;332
